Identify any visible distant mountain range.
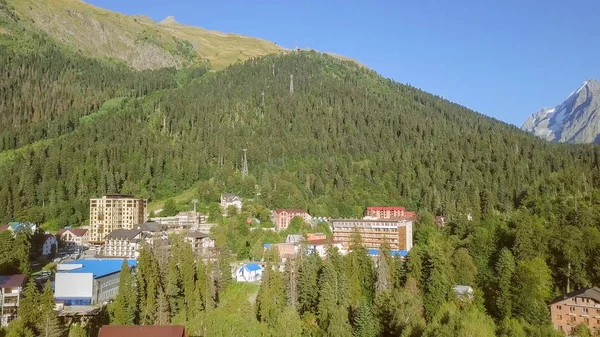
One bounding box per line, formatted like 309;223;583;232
522;79;600;144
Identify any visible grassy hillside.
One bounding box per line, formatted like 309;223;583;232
6;0;282;70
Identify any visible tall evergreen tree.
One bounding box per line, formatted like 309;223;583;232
38;282;61;337
110;260;136;325
495;248;515;320
353;300;378;337
298;250;322;315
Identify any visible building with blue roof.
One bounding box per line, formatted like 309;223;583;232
236;263;263;282
55;259;136;306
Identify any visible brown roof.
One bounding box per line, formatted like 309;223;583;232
57;228;88;237
0;275;26;288
549;287;600;305
0;224;9;232
98;325;187;337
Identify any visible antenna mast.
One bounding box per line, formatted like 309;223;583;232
242;149;248;177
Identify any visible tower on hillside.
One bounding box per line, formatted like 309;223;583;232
242;149;248;177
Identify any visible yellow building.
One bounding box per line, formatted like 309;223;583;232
89;195;147;244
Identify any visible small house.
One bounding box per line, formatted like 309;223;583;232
236;263;263;282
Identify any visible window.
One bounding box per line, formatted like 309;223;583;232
571;307;576;313
571;316;576;322
558;315;563;320
585;318;589;324
583;308;589;315
557;305;562;310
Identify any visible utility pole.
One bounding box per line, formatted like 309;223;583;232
290;74;294;95
242;149;248;177
272;64;275;76
261;91;265;107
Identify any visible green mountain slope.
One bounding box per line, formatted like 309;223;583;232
5;0;282;70
1;45;599;225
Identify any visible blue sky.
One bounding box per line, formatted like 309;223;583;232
87;0;599;126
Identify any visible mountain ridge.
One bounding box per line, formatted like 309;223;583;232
5;0;283;70
522;79;600;144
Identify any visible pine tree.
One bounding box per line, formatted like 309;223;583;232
317;259;339;330
18;279;40;332
495;248;515;320
375;239;393;296
156;286;171;325
354;300;378;337
298;250;321;315
346;230;375;307
38;282;61;337
179;242;197;319
110;260;136;325
137;246;160;324
326;306;353;337
165;254;183;317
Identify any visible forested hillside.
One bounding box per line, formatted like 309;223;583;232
1;42;599;226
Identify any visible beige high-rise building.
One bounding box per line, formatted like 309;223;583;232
89;195;147;244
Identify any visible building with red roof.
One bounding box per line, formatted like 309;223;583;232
57;228;89;250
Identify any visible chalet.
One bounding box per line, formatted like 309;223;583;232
549;287;600;336
42;234;58;256
220;194;242;213
57;228;89;250
272;209;311;231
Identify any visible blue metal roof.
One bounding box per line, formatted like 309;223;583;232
367;249;409;257
60;259;136;279
243;263;262;272
263;244;271;249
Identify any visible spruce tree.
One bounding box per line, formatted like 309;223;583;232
18;279;39;332
495;248;515;320
298;250;321;315
156;286;171;325
38;282;61;337
165;254;183;317
326;306;352;337
179;242;197;319
110;260;136;325
354;300;379;337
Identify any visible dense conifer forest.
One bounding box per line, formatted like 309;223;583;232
2;1;600;335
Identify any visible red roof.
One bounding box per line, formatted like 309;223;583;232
366;206;406;211
274;208;307;214
0;224;9;232
0;275;26;288
98;325;187;337
57;228;88;237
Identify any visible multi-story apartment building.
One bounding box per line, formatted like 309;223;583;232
330;219;413;251
0;275;26;326
57;228;89;250
364;206;417;220
55;259;136;306
101;229;143;258
89;195;147;244
550;287;600;336
272;209;311;231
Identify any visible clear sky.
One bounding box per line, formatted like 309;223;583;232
87;0;599;126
